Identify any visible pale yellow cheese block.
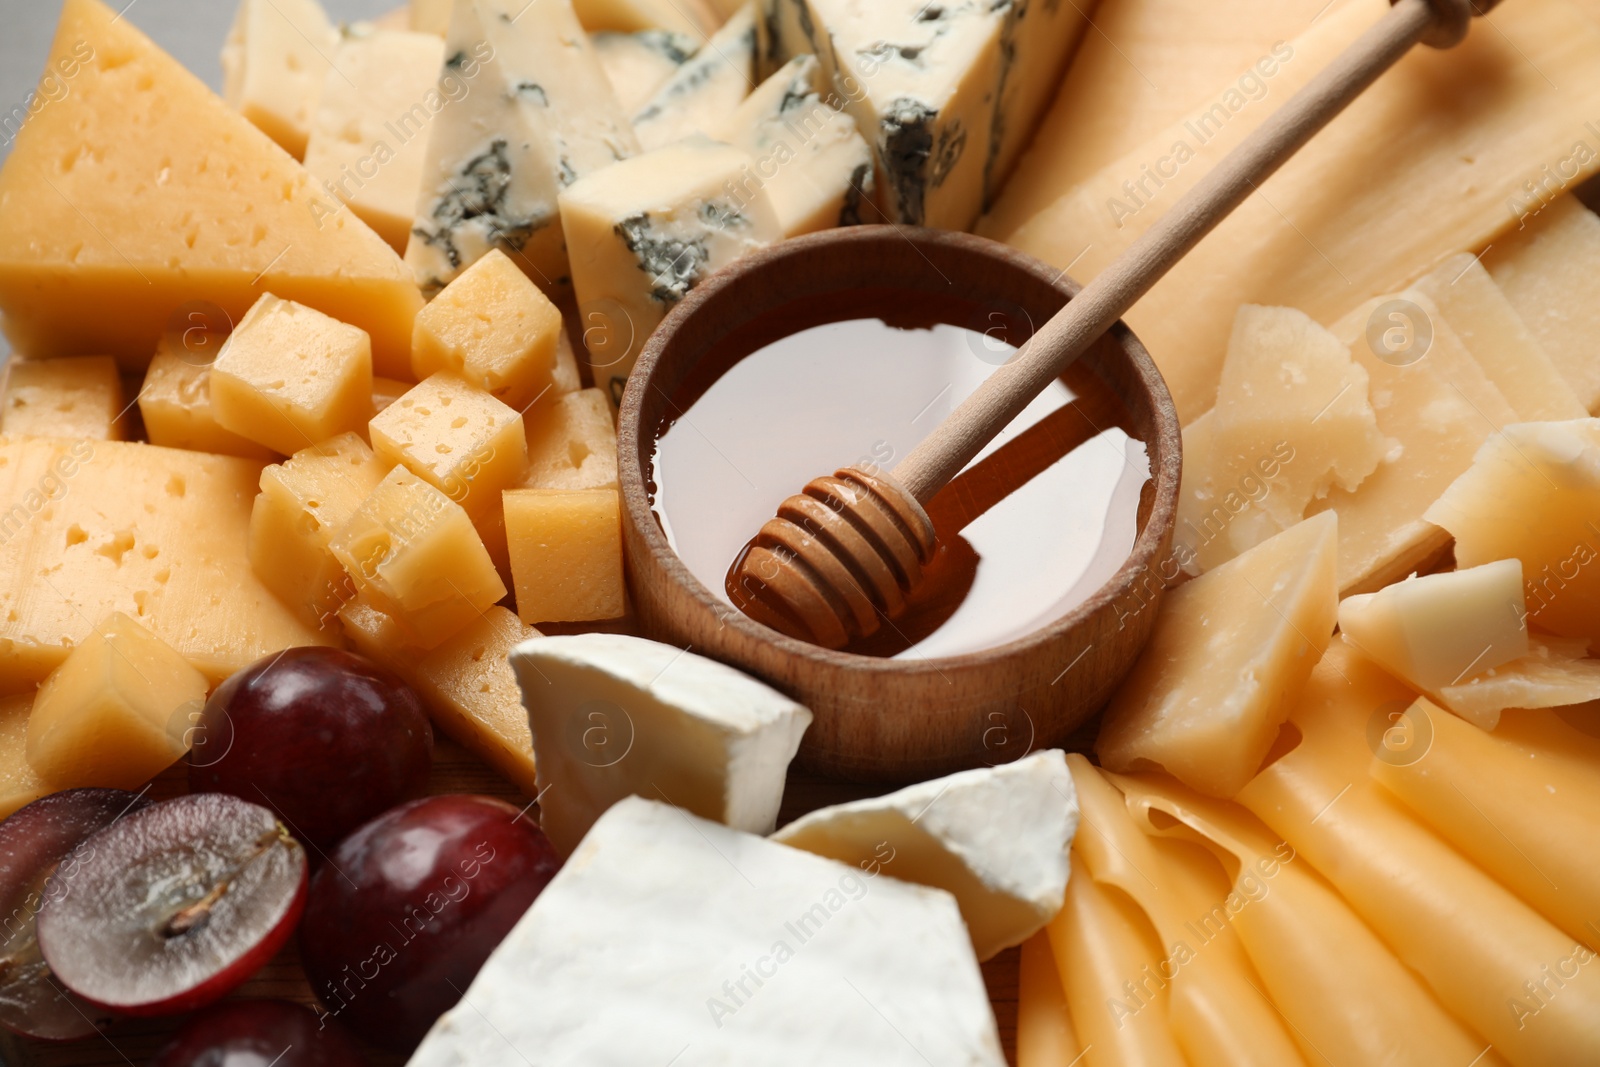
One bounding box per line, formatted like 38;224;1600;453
370;377;412;418
341;596;540;797
0;437;336;690
572;0;718;40
370;372;529;519
0;0;423;375
1016;932;1081;1067
1436;636;1600;730
139;334;278;460
1484;197;1600;412
504;487;625;624
522;389;619;491
26;611;208;791
1098;511;1338;798
409;0;448;35
220;0;339;160
1002;0;1600;422
0;694;50;820
1;356;127;441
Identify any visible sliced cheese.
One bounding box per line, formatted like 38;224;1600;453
2;356;127;441
773;750;1076;962
405;0;640;297
592;29;698;112
631;4;757;151
1098;511;1338;798
1016;932;1081;1067
220;0;340;159
508;633;811;856
1436;636;1600;731
0;695;49;820
0;0;423;375
409;796;1005;1066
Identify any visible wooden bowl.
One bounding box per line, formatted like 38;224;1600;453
617;226;1182;782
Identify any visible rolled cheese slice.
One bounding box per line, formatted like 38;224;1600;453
1017;931;1083;1067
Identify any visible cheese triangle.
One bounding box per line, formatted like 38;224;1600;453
0;0;422;377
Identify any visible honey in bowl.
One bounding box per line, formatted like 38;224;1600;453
648;294;1152;659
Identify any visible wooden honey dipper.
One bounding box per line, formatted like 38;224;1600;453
727;0;1498;650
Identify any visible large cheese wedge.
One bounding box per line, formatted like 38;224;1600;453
1;356;127;441
1098;511;1338;798
508;633;810;856
0;0;422;376
773;751;1076;962
409;797;1005;1066
631;5;756;151
0;437;335;690
1016;932;1081;1067
1436;636;1600;731
1000;0;1600;422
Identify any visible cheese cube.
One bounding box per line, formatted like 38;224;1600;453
630;4;755;150
409;797;1004;1067
560;136;781;400
509;634;811;855
0;694;50;820
220;0;340;159
369;372;529;518
405;0;640;296
573;0;718;38
139;335;277;460
522;389;619;490
1436;636;1600;730
592;29;698;112
715;55;876;237
249;433;390;631
411;250;563;410
26;612;209;791
211;295;375;456
551;329;583;398
329;466;507;648
2;356;126;441
504;488;625;624
370;376;411;418
1425;419;1600;644
302;30;445;253
772;750;1077;961
341;598;541;796
1338;560;1530;695
1097;511;1339;798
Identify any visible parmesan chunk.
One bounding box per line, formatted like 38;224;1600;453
1435;636;1600;731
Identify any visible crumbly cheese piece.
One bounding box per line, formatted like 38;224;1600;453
1434;636;1600;731
2;356;127;441
405;0;639;297
631;4;756;151
302;30;445;253
592;29;698;112
560;136;781;401
369;372;529;519
0;694;48;820
714;54;874;236
139;334;277;460
0;0;423;375
522;388;619;490
574;0;718;40
508;634;811;855
221;0;340;159
504;488;626;624
772;750;1076;961
1337;559;1529;695
410;797;1005;1067
1097;511;1338;798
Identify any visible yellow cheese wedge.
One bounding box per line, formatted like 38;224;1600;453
0;0;423;375
26;611;208;791
504;487;625;624
369;372;529;519
220;0;339;159
138;334;277;460
1098;511;1338;798
522;389;619;491
1436;636;1600;731
1016;931;1081;1067
1484;197;1600;412
340;597;540;797
1000;0;1600;422
0;694;50;820
1;356;127;441
0;437;336;690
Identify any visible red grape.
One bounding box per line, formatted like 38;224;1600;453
149;999;366;1067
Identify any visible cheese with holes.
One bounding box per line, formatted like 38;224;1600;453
631;4;756;151
1098;511;1338;798
1436;636;1600;730
341;597;540;796
715;55;874;236
26;612;208;791
522;389;619;491
0;0;423;374
370;373;528;519
0;437;335;689
221;0;339;159
302;29;445;253
773;750;1076;961
560;136;780;400
2;357;126;441
139;334;277;460
1484;196;1600;413
0;695;48;819
592;29;698;111
405;0;639;296
1338;559;1529;695
573;0;717;40
504;487;625;624
508;634;811;855
409;796;1003;1066
411;250;562;410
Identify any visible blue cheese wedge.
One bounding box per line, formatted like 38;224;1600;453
558;135;780;401
773;750;1077;961
220;0;340;159
631;3;757;151
408;797;1007;1067
508;634;810;856
714;54;874;235
592;29;699;112
404;0;640;296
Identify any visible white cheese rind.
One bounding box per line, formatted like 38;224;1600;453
509;633;811;856
773;750;1076;961
631;3;758;151
408;797;1005;1067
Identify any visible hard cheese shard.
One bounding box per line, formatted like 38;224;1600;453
631;5;757;151
405;0;640;296
509;633;811;856
772;750;1076;962
1097;510;1338;798
221;0;340;159
1435;636;1600;730
408;796;1006;1067
0;0;422;374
